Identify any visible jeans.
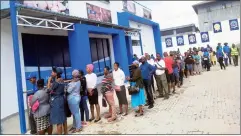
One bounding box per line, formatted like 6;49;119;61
68;96;81;129
218;57;226;70
80;96;89;122
224;58;228;66
143;79;154;105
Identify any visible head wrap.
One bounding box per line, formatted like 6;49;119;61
72;69;80;78
132;60;139;65
86;64;94;72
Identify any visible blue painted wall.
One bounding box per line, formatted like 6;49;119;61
68;24;130;76
117;12;163;57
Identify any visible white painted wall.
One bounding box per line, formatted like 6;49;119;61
162;18;240;55
129;20;155;56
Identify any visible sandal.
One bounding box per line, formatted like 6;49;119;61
94;118;101;123
118;112;123;115
71;128;82;133
122;113;128;116
69;127;75;132
89;118;95;122
104;114;111;119
107;117;117;122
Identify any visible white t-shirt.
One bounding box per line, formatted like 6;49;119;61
147;59;155;66
113;68;125;86
154;59;166;75
85;73;97;89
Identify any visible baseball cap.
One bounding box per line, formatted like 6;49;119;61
26;73;37;80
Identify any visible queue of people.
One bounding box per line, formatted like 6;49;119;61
26;43;239;135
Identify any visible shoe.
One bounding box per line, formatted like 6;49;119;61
122;113;128;116
157;95;164;98
148;105;154;109
94;118;101;123
89;118;95;122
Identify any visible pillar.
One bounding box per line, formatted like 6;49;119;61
153;24;163;57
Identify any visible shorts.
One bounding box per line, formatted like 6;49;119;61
166;73;175;83
186;64;193;71
87;88;99;105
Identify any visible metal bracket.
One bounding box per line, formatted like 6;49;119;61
124;31;139;37
16;14;74;31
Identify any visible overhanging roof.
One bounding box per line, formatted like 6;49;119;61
192;1;215;14
160;23;197;32
1;4;140;32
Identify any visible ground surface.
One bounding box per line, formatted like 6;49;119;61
76;65;240;134
3;65;240;134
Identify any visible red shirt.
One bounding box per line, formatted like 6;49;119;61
164;57;174;74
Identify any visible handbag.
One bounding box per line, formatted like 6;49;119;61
102;97;107;107
31;100;40;113
127;85;139;95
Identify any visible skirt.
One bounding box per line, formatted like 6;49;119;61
35;114;50;132
130;82;146;108
50;96;66;125
115;85;128;105
88;88;99;105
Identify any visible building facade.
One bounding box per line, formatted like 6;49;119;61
1;0;162;133
193;1;240;32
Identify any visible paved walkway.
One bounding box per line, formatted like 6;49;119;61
74;65;240;134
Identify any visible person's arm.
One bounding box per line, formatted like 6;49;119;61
148;64;156;79
130;69;141;82
120;70;126;83
30;92;39;106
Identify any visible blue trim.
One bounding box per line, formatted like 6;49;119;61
125;36;133;65
10;1;27;134
117;12;163;56
68;24;130;77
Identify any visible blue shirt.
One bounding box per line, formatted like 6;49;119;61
27;83;38;96
217;51;224;58
203;52;209;58
223;45;230;54
140;62;156;80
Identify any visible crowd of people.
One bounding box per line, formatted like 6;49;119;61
26;43;239;135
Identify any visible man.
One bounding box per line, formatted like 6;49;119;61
163;52;175;94
223;42;231;66
146;54;156;99
140;56;156;109
26;73;38;134
154;53;169;99
231;44;239;66
133;54;139;61
203;48;210;71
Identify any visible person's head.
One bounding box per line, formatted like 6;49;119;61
218;43;221;46
52;67;62;79
104;66;110;75
132;60;139;68
114;62;119;71
156;53;161;60
72;69;80;79
78;70;84;78
86;64;94;74
140;56;146;64
232;44;236;48
151;54;154;57
207;44;210;47
145;53;149;58
170;53;174;58
224;42;228;46
37;79;44;90
27;73;37;84
146;54;151;60
163;52;168;57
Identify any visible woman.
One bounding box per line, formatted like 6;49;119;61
101;66;117;122
31;79;52;135
85;64;101;122
79;70;89;126
184;53;194;76
193;51;202;75
67;70;82;133
126;60;146;117
210;51;217;66
217;50;226;70
47;67;67;134
113;62;128;116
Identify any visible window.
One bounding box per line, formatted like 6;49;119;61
22;34;71;80
90;38;111;76
221;3;226;9
161;30;174;36
132;40;140;46
176;27;193;34
207;6;211;12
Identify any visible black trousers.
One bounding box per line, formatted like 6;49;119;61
150;75;155;94
179;71;184;85
29;112;37;134
218;57;226;69
228;53;232;65
203;59;210;71
143;79;154;106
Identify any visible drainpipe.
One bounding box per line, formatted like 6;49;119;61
10;1;27;134
138;32;144;55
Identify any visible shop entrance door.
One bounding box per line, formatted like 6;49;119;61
89;38;112;76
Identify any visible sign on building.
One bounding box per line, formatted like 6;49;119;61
123;0;136;14
165;38;173;47
200;32;210;43
188;34;196;44
213;22;222;33
143;8;152;20
229;19;239;31
86;3;112;23
176;36;184;46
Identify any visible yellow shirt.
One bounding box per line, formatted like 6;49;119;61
210;54;217;61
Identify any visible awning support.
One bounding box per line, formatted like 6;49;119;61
16;13;75;31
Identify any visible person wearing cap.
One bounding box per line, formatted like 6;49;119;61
223;42;231;66
231;43;239;66
26;73;38;134
47;67;67;134
139;56;155;109
85;64;101;123
126;60;145;117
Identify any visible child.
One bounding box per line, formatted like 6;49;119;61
210;51;217;66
